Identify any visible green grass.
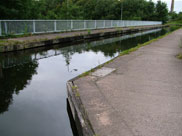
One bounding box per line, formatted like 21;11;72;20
0;37;53;47
0;33;33;39
75;91;80;97
71;85;80;97
72;85;78;90
87;29;91;35
167;20;182;26
0;40;22;46
176;53;182;59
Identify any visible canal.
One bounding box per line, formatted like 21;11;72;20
0;27;173;136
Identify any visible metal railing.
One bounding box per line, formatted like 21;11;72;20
0;20;162;36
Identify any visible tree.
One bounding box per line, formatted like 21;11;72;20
0;0;34;19
0;0;169;22
155;0;168;23
143;0;156;21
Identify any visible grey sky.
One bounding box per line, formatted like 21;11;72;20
151;0;182;13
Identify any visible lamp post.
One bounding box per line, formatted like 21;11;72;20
171;0;175;13
118;0;123;20
67;0;68;19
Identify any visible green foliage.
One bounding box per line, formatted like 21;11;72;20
168;12;182;25
0;0;168;22
176;53;182;59
87;29;91;35
155;0;168;24
170;25;181;31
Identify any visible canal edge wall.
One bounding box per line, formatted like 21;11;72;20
0;25;168;53
67;81;95;136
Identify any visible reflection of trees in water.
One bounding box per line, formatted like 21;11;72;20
0;61;38;114
0;64;3;78
59;31;161;62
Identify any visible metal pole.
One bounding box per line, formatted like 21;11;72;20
121;2;123;20
111;20;113;27
171;0;174;13
54;20;57;32
5;21;7;34
71;20;73;30
67;0;68;19
84;20;86;30
33;20;36;33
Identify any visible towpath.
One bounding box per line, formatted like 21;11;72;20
70;28;182;136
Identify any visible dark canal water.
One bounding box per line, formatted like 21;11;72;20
0;28;172;136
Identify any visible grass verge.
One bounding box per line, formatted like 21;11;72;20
176;53;182;59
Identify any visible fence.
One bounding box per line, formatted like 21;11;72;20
0;20;162;36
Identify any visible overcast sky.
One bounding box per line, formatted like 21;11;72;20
151;0;182;13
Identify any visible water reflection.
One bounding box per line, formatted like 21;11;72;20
0;61;38;114
0;28;170;136
0;28;163;70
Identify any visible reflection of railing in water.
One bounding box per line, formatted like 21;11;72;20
0;64;3;78
0;29;161;69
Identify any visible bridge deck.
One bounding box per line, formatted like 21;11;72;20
68;28;182;136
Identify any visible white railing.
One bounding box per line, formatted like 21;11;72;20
0;20;162;36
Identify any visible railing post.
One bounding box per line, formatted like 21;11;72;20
95;20;96;29
71;20;73;30
54;20;57;32
111;20;113;28
84;20;86;30
4;21;7;35
0;21;2;36
104;20;106;28
33;20;36;33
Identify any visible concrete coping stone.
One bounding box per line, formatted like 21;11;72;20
91;67;116;77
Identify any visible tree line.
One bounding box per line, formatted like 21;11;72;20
0;0;172;23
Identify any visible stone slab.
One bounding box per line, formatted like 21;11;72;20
91;67;115;77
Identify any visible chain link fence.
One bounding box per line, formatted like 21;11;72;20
0;20;162;36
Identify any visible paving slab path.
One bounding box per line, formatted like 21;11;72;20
72;28;182;136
